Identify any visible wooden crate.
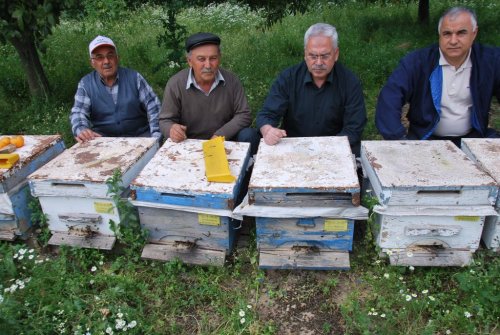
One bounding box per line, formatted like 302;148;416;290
28;137;159;249
461;138;500;250
0;135;65;240
249;136;360;270
360;141;497;206
130;139;250;265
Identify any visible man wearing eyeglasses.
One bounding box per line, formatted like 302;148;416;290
256;23;367;156
376;7;500;144
70;35;161;143
159;32;260;154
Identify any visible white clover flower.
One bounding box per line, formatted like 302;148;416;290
409;266;415;271
411;293;417;298
372;311;378;316
99;261;104;266
25;277;31;283
105;327;113;334
446;330;451;334
115;319;126;330
383;273;390;279
90;280;95;285
375;260;381;264
19;249;27;255
428;296;435;301
406;251;413;258
405;295;412;301
29;249;34;253
13;254;18;259
127;321;137;329
368;312;372;316
28;255;34;260
91;266;97;272
386;250;393;256
239;310;245;317
469;269;475;274
240;318;245;324
380;313;386;318
19;255;24;260
117;312;123;319
464;311;472;318
422;289;429;294
246;304;252;309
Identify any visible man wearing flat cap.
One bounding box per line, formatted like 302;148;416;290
70;35;161;143
159;32;259;152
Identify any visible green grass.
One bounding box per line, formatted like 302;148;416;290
0;1;500;334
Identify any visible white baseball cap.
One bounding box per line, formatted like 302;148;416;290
88;35;116;57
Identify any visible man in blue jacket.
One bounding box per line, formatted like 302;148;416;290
376;7;500;145
70;36;161;143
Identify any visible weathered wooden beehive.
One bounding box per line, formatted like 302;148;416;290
461;138;500;251
28;137;158;249
130;139;251;266
0;135;65;240
244;136;365;270
361;140;498;266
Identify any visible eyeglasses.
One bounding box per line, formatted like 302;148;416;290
91;52;117;61
306;53;333;62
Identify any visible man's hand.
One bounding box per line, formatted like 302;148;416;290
260;125;286;145
75;128;102;143
170;123;187;143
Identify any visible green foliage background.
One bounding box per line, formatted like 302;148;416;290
1;0;499;144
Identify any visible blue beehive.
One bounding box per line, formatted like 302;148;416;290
130;139;251;266
245;136;366;270
0;135;65;240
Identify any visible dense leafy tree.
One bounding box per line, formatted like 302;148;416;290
0;0;75;99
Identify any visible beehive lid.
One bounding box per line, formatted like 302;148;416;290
248;137;359;206
461;139;500;184
361;140;498;206
131;139;250;209
29;137;158;197
0;135;64;192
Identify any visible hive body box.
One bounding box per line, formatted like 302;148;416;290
29;137;158;249
130;139;250;266
0;135;65;240
461;138;500;250
248;137;361;270
361;140;498;266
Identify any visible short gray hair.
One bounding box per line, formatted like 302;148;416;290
304;23;338;49
438;7;477;33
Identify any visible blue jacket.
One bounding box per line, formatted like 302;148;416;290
376;43;500;140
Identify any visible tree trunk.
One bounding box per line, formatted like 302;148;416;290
418;0;430;25
9;34;50;99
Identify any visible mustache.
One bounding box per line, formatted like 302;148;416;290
201;68;213;74
312;64;327;70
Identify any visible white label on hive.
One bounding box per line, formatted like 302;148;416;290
324;219;347;232
454;216;480;222
94;202;115;214
198;214;221;226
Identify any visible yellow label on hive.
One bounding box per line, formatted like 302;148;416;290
454;216;480;222
94;202;115;214
324;219;348;232
198;214;221;226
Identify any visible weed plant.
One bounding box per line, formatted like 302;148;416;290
0;1;499;334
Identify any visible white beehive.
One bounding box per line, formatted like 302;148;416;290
461;138;500;250
29;137;159;249
361;140;498;266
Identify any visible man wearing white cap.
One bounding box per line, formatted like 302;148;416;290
70;35;161;143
